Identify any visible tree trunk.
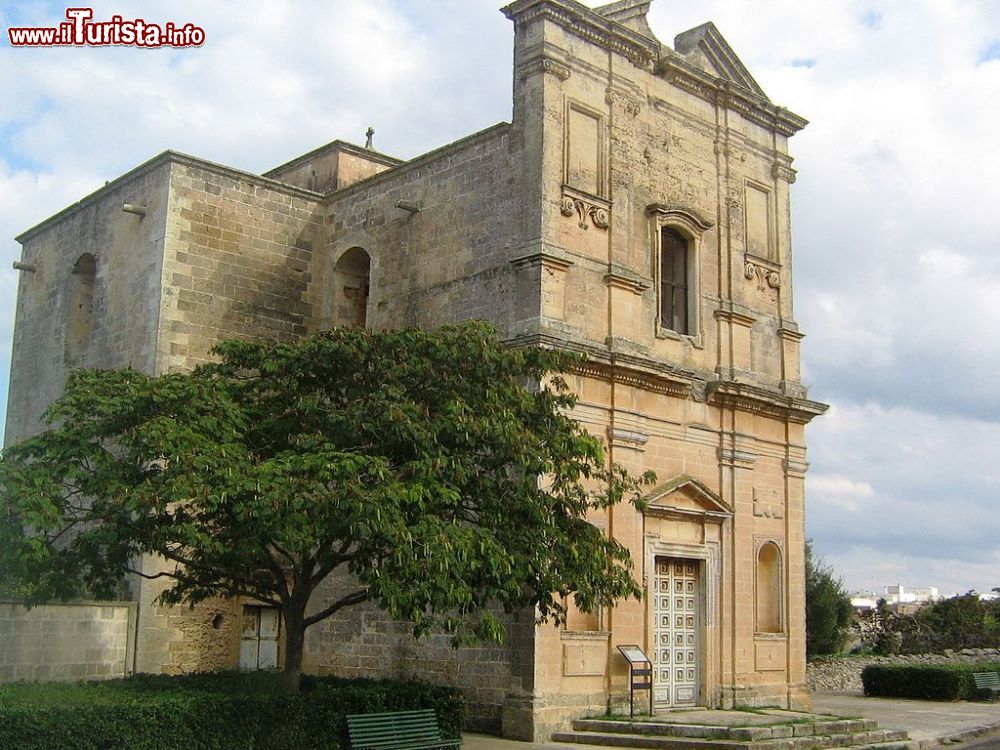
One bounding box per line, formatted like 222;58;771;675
281;604;306;693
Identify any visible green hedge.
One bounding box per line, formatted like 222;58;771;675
861;663;1000;701
0;672;464;750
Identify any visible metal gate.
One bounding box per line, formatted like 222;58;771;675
653;558;699;707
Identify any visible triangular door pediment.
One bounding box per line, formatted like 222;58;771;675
672;22;767;100
645;474;732;518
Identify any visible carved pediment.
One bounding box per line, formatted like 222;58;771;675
645;474;732;519
672;22;767;100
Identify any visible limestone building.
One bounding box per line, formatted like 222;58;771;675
5;0;826;739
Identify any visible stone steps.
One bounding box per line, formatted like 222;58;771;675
551;719;911;750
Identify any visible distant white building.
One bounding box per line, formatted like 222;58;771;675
849;584;940;611
883;584;939;605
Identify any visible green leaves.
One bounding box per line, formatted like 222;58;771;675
0;321;652;674
805;541;854;657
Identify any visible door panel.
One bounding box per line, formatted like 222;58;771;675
653;558;699;707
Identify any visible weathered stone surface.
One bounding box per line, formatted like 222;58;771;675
0;601;134;683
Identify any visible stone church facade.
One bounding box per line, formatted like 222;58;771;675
5;0;825;739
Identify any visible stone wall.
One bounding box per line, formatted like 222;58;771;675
157;157;324;374
0;601;136;682
5;158;169;446
302;568;525;734
807;650;1000;692
317;124;520;334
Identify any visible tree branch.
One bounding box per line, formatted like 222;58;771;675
303;588;369;627
124;566;283;608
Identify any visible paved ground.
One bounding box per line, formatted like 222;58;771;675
812;691;1000;746
463;691;1000;750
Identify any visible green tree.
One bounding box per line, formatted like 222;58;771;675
912;592;1000;651
805;540;854;657
0;322;653;690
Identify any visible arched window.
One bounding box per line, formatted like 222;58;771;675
756;542;783;633
64;253;96;365
648;205;712;339
333;247;370;328
660;228;690;334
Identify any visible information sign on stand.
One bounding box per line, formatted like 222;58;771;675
616;644;653;717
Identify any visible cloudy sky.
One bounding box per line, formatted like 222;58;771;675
2;0;999;596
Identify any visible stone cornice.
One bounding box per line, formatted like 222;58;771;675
707;381;828;424
502;0;660;69
646;203;715;234
561;186;612;230
714;308;756;328
645;505;732;523
573;359;692;398
505;331;696;397
777;326;805;343
516;52;572;82
719;447;757;469
604;264;650;293
510;248;574;272
771;160;797;183
505;329;826;424
655;55;808;137
783;459;810;478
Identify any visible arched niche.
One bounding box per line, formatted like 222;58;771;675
755;541;783;634
332;246;370;328
64;253;97;365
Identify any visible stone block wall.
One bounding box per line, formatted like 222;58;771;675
807;650;1000;693
157;157;325;374
302;568;523;734
318;124;522;334
0;601;135;683
5;158;169;445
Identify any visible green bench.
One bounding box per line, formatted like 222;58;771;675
346;710;462;750
973;672;1000;702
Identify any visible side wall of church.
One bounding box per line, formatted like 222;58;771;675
5;161;169;446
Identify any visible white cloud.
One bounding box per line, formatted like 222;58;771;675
807;402;1000;591
808;475;875;514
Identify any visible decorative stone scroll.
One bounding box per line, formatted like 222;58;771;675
561;193;610;230
517;56;571;82
744;261;780;291
771;161;797;183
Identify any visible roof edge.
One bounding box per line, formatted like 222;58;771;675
15;151;325;244
502;0;660;68
320;122;511;205
263;139;403;180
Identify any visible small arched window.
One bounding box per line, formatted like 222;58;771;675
64;253;97;365
333;247;370;328
648;206;711;339
756;541;783;633
660;228;690;334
